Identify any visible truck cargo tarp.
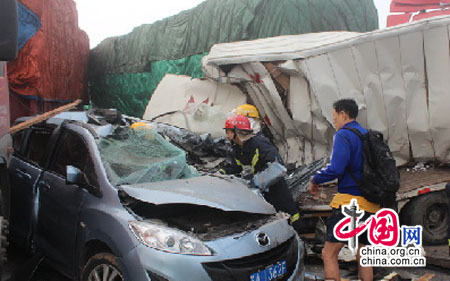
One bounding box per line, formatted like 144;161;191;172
90;53;206;116
17;1;40;50
387;14;412;26
393;0;450;4
202;16;450;166
388;0;450;27
7;0;89;122
89;0;378;117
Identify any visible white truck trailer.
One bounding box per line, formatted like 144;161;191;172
197;16;450;245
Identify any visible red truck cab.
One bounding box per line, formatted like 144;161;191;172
0;0;18;273
0;62;10;138
0;0;18;137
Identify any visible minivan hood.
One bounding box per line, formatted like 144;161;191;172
119;175;275;214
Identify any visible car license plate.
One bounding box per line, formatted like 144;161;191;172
250;260;287;281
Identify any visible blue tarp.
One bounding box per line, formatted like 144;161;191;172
17;1;41;50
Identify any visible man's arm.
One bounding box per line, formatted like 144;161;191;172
312;132;350;185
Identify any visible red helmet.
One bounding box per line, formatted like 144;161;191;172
224;114;252;131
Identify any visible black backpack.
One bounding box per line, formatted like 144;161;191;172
343;127;400;208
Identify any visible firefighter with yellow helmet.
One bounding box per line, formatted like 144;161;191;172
234;104;262;134
220;114;307;234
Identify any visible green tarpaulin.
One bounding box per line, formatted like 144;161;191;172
89;0;378;117
90;53;206;114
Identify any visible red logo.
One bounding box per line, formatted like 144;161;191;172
333;199;400;253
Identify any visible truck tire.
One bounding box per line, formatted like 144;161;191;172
400;191;449;245
81;253;124;281
0;216;8;276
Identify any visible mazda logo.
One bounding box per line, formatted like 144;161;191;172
256;232;270;247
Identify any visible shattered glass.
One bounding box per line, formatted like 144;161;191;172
98;126;199;186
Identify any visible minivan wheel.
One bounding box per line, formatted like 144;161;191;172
81;253;124;281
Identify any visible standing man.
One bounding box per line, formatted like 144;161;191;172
220;114;307;234
309;99;380;281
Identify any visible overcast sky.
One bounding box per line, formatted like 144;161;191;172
74;0;392;48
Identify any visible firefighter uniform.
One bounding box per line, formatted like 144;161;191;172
220;133;301;225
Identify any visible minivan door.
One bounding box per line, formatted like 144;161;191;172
35;129;96;274
9;127;53;248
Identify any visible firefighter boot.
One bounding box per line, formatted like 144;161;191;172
290;213;310;235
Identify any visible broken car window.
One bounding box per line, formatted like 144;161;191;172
49;130;98;187
25;128;53;167
98;126;199;186
12;130;26;157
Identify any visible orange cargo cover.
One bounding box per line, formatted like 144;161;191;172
7;0;89;121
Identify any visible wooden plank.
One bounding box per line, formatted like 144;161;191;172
299;233;316;239
302;212;332;218
9;99;82;134
415;273;435;281
381;272;401;281
263;63;290;91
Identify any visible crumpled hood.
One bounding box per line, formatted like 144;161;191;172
119;175;275;214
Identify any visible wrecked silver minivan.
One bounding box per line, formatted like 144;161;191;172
8;112;305;281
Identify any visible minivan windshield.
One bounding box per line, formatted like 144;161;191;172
98;125;199;186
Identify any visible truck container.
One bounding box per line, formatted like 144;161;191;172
145;16;450;245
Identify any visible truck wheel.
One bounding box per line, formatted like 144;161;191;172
400;191;449;245
81;253;124;281
0;216;8;275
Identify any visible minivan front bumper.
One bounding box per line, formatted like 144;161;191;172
119;219;305;281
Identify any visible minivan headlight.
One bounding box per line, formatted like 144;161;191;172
129;221;212;256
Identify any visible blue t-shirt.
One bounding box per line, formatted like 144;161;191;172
313;121;368;196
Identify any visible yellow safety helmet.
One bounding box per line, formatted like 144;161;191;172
235;104;260;119
130;122;152;130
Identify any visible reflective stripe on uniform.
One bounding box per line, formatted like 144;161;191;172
219;169;226;174
290;212;300;223
251;148;259;173
235;159;243;167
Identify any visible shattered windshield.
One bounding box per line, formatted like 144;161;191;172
98;125;199;186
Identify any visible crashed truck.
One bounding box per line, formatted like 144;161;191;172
0;0;19;274
146;16;450;246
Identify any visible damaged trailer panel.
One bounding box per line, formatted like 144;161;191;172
202;16;450;167
143;74;247;138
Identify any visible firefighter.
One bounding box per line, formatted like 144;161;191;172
220;114;307;233
234;104;262;134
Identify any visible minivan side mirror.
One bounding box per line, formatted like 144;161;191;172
66;165;88;186
66;165;102;197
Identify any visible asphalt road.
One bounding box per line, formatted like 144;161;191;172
2;244;449;281
304;257;450;281
2;244;70;281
